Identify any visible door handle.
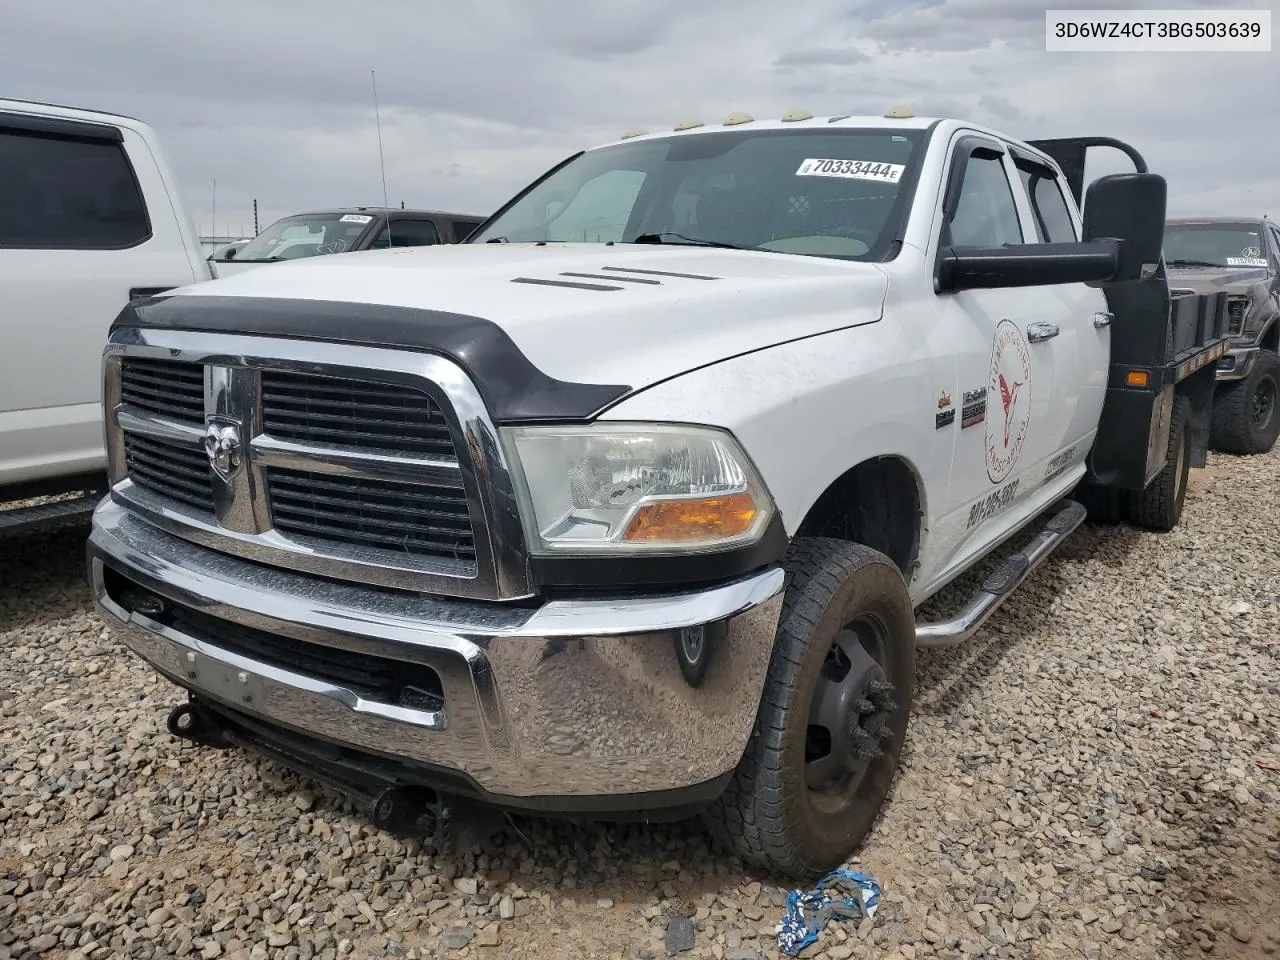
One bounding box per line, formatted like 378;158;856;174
1026;322;1060;343
1092;311;1114;328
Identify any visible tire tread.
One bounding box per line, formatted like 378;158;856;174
1126;395;1192;531
1210;348;1280;455
704;537;914;877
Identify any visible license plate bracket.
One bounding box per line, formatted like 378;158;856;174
183;650;268;710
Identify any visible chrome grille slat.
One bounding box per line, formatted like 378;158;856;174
267;475;471;521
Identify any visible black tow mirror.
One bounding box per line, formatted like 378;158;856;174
936;240;1120;294
1082;172;1166;282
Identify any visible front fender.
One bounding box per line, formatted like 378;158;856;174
596;323;944;541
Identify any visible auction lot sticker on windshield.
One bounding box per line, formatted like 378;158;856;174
796;159;905;183
1227;256;1268;267
340;214;374;223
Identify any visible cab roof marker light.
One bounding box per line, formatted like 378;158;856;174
619;128;649;139
883;105;914;119
673;118;704;131
723;112;754;126
781;108;813;122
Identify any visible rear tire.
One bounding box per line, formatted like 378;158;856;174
1126;396;1192;532
1210;348;1280;455
704;538;915;878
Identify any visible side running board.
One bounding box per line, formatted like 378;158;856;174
0;493;102;540
915;500;1087;649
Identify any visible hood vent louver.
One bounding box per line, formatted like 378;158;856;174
510;277;623;291
510;264;723;291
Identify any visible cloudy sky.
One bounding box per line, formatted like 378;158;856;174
4;0;1275;237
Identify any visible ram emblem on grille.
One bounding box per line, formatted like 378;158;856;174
203;418;243;480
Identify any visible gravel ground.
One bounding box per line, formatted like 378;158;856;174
2;451;1277;960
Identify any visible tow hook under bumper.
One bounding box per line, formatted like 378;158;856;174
164;693;506;851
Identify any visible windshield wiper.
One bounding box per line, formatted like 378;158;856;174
633;232;749;251
1166;258;1223;269
485;236;509;243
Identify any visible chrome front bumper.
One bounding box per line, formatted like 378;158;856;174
88;499;785;807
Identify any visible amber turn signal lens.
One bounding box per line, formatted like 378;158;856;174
623;492;759;543
1125;370;1149;387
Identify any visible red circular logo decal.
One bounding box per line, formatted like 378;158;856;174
985;319;1032;483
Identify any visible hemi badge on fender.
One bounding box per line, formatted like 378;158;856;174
936;408;956;429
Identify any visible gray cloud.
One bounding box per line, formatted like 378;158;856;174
772;47;872;68
1;0;1274;232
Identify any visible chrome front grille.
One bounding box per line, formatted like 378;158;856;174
104;330;530;600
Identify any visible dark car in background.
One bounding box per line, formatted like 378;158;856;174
1164;216;1280;454
211;206;486;277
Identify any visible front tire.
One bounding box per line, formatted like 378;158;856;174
1210;348;1280;455
705;538;915;878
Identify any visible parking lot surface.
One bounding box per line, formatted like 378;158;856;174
2;451;1278;960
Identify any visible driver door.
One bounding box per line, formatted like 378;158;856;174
928;135;1060;573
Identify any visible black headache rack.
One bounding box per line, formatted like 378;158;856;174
1028;136;1230;492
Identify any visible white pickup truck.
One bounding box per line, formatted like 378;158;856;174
0;98;211;536
87;109;1229;876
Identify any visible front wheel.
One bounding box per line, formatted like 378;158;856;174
1210;348;1280;455
704;538;915;878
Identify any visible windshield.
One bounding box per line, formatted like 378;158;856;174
233;213;377;262
1164;223;1268;269
469;127;925;260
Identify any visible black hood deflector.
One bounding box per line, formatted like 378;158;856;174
113;294;632;423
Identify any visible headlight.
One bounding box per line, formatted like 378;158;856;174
504;423;774;555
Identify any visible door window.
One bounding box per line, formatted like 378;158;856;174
1016;165;1078;243
375;218;440;248
0;127;150;249
943;151;1023;247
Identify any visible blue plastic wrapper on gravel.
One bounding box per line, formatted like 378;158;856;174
774;868;881;956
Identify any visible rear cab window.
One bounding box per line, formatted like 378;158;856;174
0;119;150;249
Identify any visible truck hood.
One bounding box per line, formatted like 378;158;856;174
1166;266;1272;296
166;243;888;394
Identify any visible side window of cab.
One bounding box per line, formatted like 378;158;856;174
1015;160;1079;243
373;218;439;248
941;149;1023;248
